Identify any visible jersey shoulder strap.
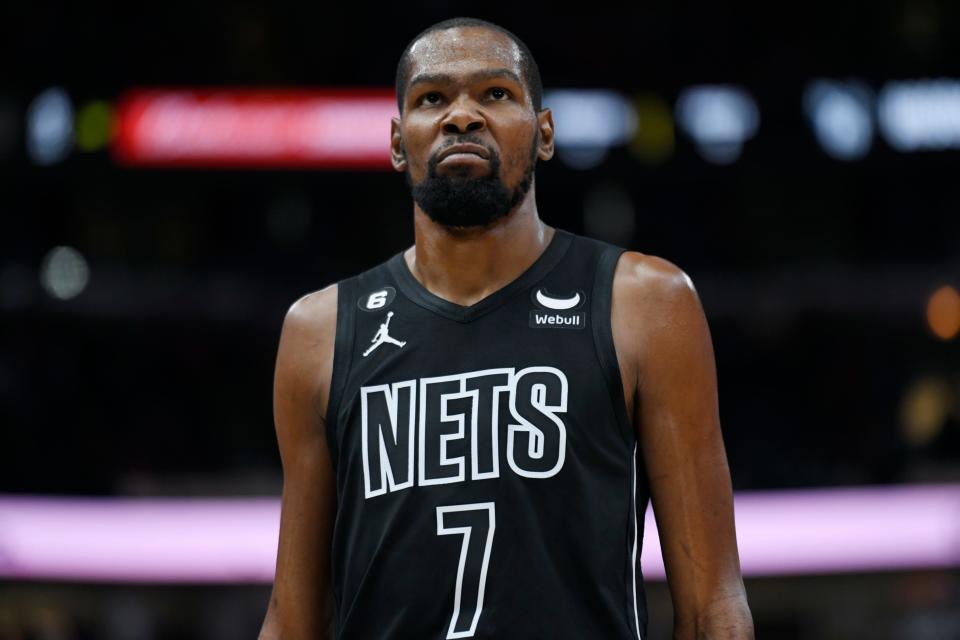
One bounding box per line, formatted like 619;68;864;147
589;238;630;433
323;256;401;468
324;273;357;469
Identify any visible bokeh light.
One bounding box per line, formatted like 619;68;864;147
545;89;636;170
675;84;759;164
803;79;874;160
629;93;675;165
75;100;114;152
878;79;960;152
899;377;953;447
926;284;960;340
26;87;74;165
39;246;90;300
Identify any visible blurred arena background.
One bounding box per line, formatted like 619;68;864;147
1;2;959;638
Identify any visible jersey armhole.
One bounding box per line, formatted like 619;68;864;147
324;276;358;473
592;246;650;640
591;246;634;447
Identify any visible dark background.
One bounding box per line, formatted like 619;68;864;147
1;1;958;638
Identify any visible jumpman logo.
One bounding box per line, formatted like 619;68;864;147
363;311;407;357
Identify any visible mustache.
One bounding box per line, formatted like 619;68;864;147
432;137;494;163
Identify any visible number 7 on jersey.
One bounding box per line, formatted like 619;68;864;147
435;502;496;639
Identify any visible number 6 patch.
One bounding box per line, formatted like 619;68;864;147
358;286;397;312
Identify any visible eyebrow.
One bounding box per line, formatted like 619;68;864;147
408;68;523;90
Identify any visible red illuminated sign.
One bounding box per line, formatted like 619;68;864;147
113;89;398;169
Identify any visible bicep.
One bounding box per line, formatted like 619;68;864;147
260;289;338;640
619;264;744;621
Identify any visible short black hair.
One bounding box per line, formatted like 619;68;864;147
395;17;543;115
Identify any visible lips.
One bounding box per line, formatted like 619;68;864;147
438;143;490;162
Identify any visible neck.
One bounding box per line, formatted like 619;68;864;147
405;185;554;307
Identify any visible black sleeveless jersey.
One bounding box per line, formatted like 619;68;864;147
325;227;651;640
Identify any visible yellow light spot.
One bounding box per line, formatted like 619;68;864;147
75;100;114;152
629;93;674;165
899;377;952;447
926;284;960;340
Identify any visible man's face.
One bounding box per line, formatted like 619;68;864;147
392;27;551;228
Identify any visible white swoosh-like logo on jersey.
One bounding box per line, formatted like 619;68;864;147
535;289;582;310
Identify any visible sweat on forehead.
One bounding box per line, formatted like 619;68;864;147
394;18;543;114
408;27;521;69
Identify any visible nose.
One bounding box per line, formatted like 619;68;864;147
442;96;485;134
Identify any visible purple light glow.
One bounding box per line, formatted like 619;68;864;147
642;484;960;578
0;497;279;583
0;484;958;583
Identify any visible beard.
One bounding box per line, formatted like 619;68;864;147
404;134;537;229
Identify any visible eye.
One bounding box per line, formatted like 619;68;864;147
488;87;510;100
420;91;442;105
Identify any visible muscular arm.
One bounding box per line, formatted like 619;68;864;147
259;284;338;640
611;253;753;640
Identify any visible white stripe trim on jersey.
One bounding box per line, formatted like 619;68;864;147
631;442;643;640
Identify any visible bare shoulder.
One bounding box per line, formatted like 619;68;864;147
275;282;340;420
282;282;339;340
612;250;700;314
610;251;709;396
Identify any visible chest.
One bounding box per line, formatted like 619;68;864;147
334;296;627;497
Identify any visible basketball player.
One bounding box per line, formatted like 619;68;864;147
259;17;753;640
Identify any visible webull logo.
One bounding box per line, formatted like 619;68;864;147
529;311;585;329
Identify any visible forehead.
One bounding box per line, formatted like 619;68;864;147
407;27;522;83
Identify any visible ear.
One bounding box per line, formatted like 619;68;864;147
390;116;407;172
536;107;555;161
